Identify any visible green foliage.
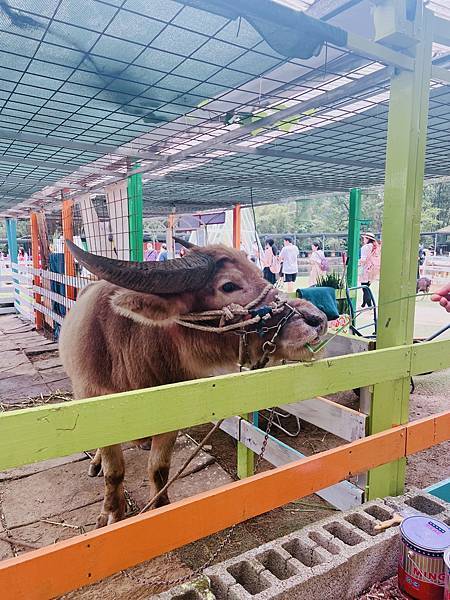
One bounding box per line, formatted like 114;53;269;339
315;271;344;289
0;219;30;244
255;181;449;238
314;271;350;314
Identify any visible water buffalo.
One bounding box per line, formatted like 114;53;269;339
60;240;327;527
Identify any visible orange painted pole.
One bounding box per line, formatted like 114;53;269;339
30;212;43;330
232;203;241;249
61;199;76;301
0;410;448;600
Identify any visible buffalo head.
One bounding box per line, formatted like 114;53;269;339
66;239;327;364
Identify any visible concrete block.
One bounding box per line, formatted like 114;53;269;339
385;487;450;520
156;490;448;600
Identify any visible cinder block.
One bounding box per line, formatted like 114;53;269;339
385;487;449;520
156;491;449;600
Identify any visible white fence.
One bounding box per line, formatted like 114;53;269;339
0;259;34;319
424;255;450;284
0;258;15;315
0;252;95;332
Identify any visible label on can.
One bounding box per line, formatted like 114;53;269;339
398;517;449;600
399;565;445;600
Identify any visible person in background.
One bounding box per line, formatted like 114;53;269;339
144;242;157;262
359;232;381;308
418;243;426;277
262;239;279;285
18;246;27;263
308;240;327;286
158;243;168;262
279;236;299;293
432;282;450;312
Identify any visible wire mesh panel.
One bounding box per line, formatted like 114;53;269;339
106;181;131;260
32;211;66;337
27;184;141;338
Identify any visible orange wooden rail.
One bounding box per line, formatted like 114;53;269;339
61;199;76;301
30;212;43;330
0;410;448;600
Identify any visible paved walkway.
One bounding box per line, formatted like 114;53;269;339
0;314;233;598
0;313;70;405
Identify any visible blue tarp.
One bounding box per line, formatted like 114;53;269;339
49;252;66;339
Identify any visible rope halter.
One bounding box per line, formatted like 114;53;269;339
173;284;298;370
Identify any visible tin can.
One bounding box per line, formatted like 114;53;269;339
444;548;450;600
398;516;450;600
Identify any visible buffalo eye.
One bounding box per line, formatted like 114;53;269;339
221;282;241;293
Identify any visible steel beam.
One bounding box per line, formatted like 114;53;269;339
346;31;414;71
433;14;450;47
431;65;450;84
212;142;384;170
307;0;364;20
130;67;392;180
147;174;348;193
0;153;129;178
0;129;160;161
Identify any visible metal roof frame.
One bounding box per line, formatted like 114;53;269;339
0;0;449;218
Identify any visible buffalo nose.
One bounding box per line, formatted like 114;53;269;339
304;314;325;328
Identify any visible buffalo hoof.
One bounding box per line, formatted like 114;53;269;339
138;438;152;451
95;509;124;528
88;462;103;477
153;494;170;509
95;513;109;528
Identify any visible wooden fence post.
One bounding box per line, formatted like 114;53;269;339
30;213;43;330
62;200;76;301
347;188;361;316
232;204;255;479
367;6;433;499
5;217;19;312
127;168;143;261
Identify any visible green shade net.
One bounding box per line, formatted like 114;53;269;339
181;0;348;59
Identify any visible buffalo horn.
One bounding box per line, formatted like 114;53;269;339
66;239;215;294
173;236;197;249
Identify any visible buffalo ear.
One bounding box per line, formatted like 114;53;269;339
110;289;193;325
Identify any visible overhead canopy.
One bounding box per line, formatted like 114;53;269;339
0;0;449;216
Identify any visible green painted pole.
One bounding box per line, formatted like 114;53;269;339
5;217;19;311
347;188;361;314
367;6;433;500
127;167;143;262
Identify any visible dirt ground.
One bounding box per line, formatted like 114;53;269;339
358;576;409;599
0;310;448;599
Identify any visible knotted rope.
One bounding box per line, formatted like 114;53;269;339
173;284;285;334
173;283;300;370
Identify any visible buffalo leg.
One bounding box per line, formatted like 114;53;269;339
96;444;126;528
148;431;178;508
88;448;103;477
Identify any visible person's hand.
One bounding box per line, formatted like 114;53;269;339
431;282;450;313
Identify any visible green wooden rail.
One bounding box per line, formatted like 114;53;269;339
0;339;449;472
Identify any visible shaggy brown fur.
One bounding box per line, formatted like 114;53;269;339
60;245;327;527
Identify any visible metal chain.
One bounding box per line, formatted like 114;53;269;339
122;409;276;591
